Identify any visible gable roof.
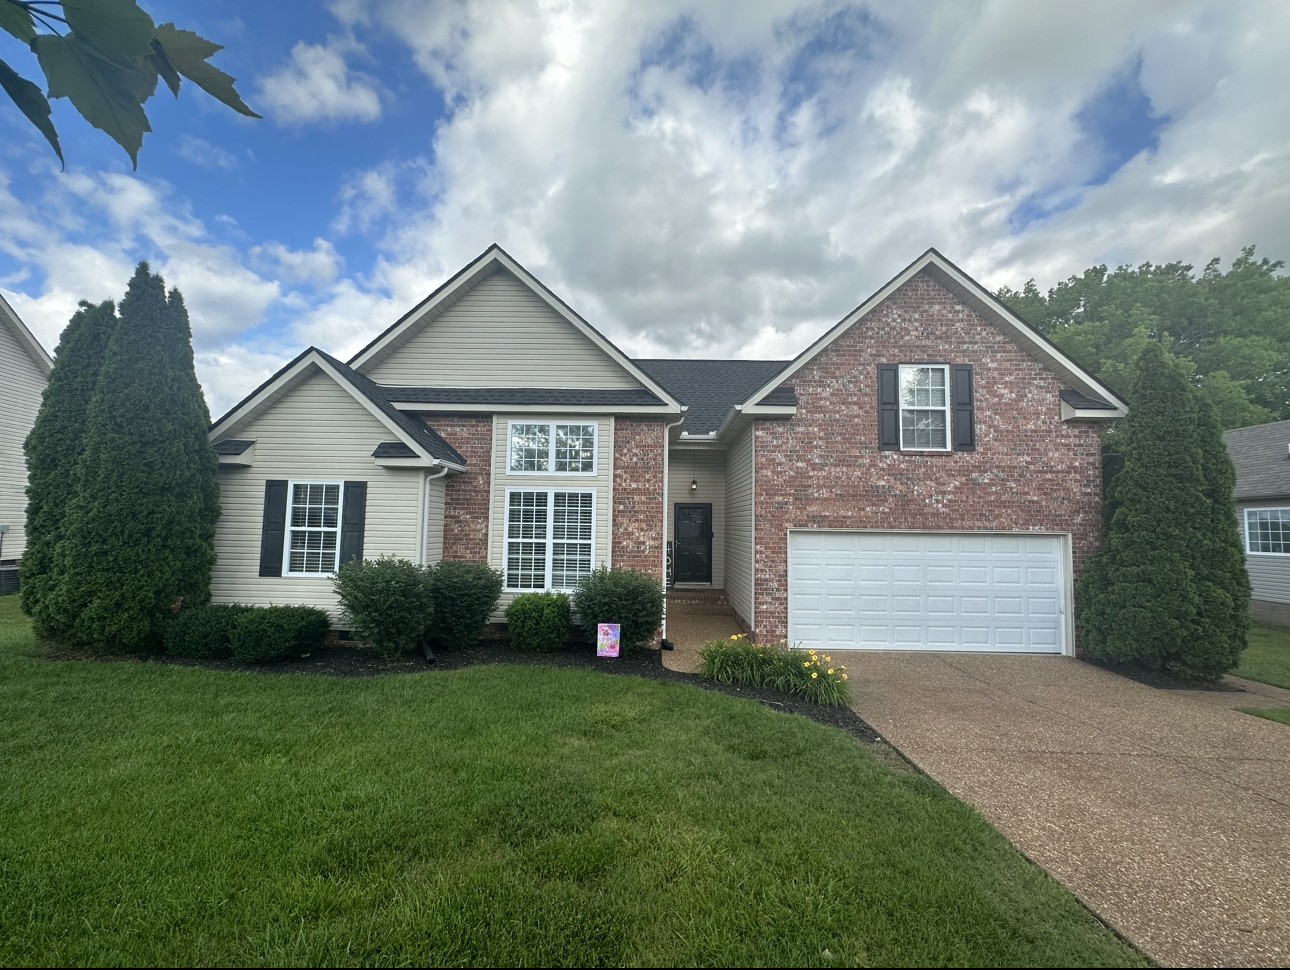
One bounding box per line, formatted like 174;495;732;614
210;348;466;468
0;293;54;377
1223;419;1290;502
740;248;1127;419
636;359;793;436
347;243;683;413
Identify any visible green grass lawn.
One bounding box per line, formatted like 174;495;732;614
0;596;1144;968
1236;625;1290;689
1240;707;1290;726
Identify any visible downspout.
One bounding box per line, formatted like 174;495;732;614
420;465;450;565
660;414;686;648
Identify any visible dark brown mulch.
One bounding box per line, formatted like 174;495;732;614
51;640;882;747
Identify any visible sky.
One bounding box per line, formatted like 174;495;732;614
1;0;1288;416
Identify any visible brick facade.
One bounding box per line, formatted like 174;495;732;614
611;417;666;580
425;415;493;562
750;271;1106;645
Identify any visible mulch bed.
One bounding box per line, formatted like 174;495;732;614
47;641;883;746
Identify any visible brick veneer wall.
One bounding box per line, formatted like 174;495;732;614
425;415;493;562
611;418;666;581
751;271;1106;647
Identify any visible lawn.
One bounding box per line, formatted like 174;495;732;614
0;596;1144;968
1240;707;1290;726
1237;625;1290;689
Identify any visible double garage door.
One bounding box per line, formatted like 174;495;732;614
787;531;1068;654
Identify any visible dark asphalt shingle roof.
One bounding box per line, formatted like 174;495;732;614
1059;389;1117;410
212;438;254;455
635;359;794;435
384;386;664;406
1223;419;1290;501
372;441;418;459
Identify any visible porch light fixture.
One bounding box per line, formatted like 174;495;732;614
690;478;698;491
690;453;698;491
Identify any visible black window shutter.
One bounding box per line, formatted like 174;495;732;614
339;482;367;566
259;480;289;577
877;364;899;450
951;364;976;452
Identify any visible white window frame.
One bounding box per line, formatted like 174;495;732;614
1244;507;1290;556
283;479;345;577
898;363;952;452
504;487;597;592
507;420;598;476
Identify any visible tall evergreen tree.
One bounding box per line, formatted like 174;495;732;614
42;264;220;652
21;299;118;634
1079;342;1249;679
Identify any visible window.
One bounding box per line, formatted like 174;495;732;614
878;363;974;452
508;421;596;474
285;481;342;575
1246;508;1290;555
899;364;950;450
505;489;594;590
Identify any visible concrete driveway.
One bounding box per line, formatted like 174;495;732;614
848;653;1290;968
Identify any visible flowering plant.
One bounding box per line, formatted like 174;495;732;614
699;636;851;707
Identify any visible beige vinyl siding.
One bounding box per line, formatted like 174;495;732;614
0;323;48;562
666;448;727;588
365;270;642;390
212;369;424;620
489;414;613;619
1239;502;1290;605
425;475;446;564
724;422;755;627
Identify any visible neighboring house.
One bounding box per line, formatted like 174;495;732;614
1224;420;1290;628
209;245;1125;655
0;295;53;574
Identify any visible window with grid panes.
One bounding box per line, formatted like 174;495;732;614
285;482;342;575
506;490;594;589
508;421;596;473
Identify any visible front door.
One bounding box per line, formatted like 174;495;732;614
674;503;712;583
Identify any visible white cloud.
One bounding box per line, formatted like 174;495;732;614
174;135;240;171
251;238;344;288
258;39;383;125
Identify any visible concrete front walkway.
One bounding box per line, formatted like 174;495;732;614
849;653;1290;968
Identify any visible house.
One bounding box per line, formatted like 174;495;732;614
0;296;53;586
1223;420;1290;628
208;245;1125;654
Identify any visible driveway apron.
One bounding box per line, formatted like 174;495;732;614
849;654;1290;968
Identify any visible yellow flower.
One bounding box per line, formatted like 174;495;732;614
827;668;834;675
841;673;848;681
802;661;810;668
811;671;818;679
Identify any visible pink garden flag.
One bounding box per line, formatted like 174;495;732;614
596;623;621;658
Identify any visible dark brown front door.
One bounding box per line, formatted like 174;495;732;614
674;503;712;583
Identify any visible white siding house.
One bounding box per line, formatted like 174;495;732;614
0;296;53;566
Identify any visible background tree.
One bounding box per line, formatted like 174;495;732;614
41;263;219;651
0;0;258;168
21;298;117;632
1078;342;1248;679
997;246;1290;429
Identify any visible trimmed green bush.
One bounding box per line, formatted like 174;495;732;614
700;635;852;707
427;561;503;648
334;556;434;657
573;567;663;653
164;603;253;660
505;592;572;652
229;606;330;664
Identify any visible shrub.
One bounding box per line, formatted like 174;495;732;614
505;592;573;652
165;603;253;659
700;635;852;707
427;561;503;648
334;556;434;657
572;567;663;653
229;605;330;664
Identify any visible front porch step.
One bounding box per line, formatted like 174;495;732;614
667;589;730;607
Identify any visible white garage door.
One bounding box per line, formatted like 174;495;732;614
788;531;1067;654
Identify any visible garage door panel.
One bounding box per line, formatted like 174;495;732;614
788;531;1065;654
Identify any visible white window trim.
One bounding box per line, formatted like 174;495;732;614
506;420;598;476
282;479;345;578
898;363;952;452
503;487;597;592
1244;507;1290;556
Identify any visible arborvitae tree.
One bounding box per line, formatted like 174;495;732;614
1078;343;1207;670
1079;341;1249;679
42;264;220;651
21;299;119;635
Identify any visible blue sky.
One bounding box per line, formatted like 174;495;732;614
2;0;1288;414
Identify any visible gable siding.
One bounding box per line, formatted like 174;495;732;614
211;370;424;619
488;414;613;619
425;475;446;565
666;448;727;588
751;271;1105;644
724;423;755;628
1237;502;1290;606
0;323;47;562
365;270;642;390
